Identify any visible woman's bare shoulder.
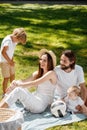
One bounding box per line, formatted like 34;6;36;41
32;71;38;78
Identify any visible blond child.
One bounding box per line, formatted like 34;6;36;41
64;86;87;115
0;28;27;95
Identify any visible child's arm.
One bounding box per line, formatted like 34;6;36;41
1;46;14;66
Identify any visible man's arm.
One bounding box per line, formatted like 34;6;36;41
80;83;87;106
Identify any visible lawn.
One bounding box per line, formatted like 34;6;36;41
0;1;87;130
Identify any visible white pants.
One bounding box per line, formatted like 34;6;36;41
5;87;50;113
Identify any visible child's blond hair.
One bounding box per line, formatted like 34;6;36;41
12;28;27;44
67;86;81;96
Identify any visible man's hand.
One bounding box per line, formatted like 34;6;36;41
76;105;83;112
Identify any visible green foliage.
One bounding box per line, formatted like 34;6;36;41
0;2;87;129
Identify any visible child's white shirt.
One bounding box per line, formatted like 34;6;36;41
64;96;84;113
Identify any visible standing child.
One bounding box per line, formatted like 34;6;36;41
0;28;27;96
64;86;87;115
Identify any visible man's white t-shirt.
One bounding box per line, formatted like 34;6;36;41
54;65;85;98
0;35;17;63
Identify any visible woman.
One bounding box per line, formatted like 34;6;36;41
0;49;57;113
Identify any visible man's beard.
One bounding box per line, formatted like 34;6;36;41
60;64;70;70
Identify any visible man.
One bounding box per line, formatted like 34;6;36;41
54;50;87;110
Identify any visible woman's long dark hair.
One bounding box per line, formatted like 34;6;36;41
35;52;54;79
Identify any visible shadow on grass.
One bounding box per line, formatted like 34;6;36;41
0;3;87;72
0;4;87;33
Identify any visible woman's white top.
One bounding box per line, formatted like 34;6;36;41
36;80;57;104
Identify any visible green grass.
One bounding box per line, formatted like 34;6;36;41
0;2;87;130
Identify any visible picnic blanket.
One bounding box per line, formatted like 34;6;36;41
11;103;87;130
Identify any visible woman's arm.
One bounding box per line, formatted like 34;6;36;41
11;71;38;84
6;71;38;93
15;70;57;88
21;71;38;83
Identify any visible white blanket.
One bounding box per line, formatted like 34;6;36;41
11;103;87;130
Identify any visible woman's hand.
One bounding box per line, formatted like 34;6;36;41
6;80;22;94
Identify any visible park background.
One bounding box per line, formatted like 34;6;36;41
0;1;87;130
